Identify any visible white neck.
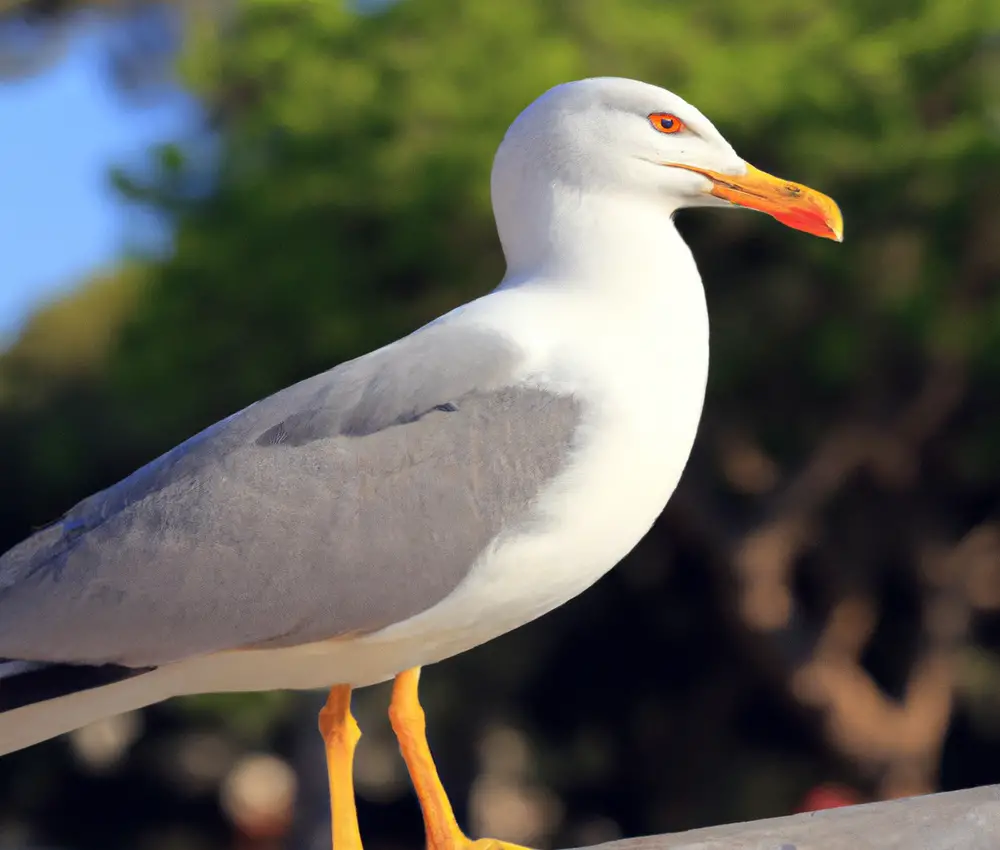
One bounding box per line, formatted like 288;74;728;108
484;175;710;426
493;184;700;299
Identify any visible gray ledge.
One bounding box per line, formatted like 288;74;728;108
591;785;1000;850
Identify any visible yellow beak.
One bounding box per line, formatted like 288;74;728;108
672;162;843;242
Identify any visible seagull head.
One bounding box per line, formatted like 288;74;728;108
492;77;843;255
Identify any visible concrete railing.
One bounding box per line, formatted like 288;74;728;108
591;785;1000;850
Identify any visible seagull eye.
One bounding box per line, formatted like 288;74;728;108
649;112;685;134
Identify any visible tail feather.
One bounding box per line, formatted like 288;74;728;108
0;660;167;755
0;658;154;713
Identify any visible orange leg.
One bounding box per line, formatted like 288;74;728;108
319;685;364;850
389;667;533;850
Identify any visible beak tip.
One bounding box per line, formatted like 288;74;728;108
831;218;844;244
822;204;844;243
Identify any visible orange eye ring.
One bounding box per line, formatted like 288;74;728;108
649;112;684;134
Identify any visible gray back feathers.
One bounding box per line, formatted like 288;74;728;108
0;322;583;667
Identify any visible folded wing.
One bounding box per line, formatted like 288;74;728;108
0;322;582;669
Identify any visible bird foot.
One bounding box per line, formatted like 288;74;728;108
319;675;537;850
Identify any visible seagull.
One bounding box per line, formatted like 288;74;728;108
0;77;841;850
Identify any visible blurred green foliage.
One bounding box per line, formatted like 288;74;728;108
1;0;1000;848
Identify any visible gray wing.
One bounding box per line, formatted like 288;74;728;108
0;322;583;667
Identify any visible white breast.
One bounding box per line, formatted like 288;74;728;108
345;265;710;674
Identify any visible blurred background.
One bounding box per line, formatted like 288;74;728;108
0;0;999;848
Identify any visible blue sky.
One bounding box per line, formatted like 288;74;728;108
0;18;197;344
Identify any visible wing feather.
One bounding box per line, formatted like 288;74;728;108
0;321;582;668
